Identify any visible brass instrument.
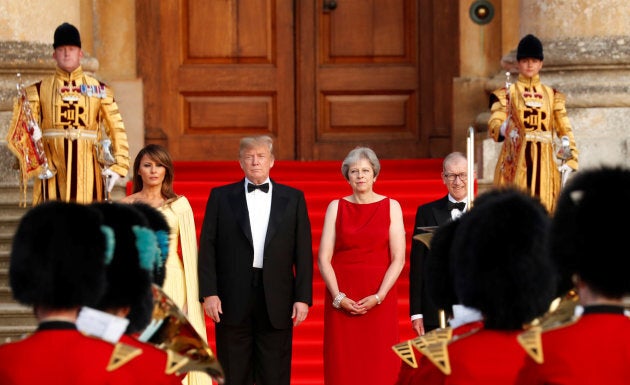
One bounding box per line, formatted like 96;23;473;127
517;290;579;363
15;73;55;181
412;226;437;248
528;289;579;330
139;284;225;384
6;73;56;204
500;71;524;182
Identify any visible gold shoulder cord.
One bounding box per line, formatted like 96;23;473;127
392;327;454;373
165;349;190;375
107;342;143;371
392;337;422;368
420;325;482;376
517;290;580;364
420;339;451;375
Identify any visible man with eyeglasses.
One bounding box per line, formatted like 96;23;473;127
408;151;469;336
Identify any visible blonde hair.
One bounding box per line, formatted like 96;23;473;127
239;135;274;159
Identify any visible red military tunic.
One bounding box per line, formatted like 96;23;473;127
412;320;528;385
115;334;186;385
394;321;482;385
0;322;136;384
515;306;630;385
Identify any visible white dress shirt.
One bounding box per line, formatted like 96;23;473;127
245;179;272;268
448;195;467;220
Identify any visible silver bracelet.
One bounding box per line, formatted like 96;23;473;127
332;292;346;309
374;294;381;305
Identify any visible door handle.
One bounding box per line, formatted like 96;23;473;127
323;0;337;12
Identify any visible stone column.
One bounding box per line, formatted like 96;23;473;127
481;0;630;183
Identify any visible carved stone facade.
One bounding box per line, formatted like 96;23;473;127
0;0;629;187
461;0;630;184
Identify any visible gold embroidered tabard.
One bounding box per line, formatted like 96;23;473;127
488;74;579;213
22;66;129;204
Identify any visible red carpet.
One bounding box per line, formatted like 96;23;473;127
129;158;447;384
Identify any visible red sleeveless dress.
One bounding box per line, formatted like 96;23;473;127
323;198;400;385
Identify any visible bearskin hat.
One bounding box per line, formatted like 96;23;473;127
450;188;556;330
53;22;81;49
517;34;543;61
131;202;170;286
90;203;157;334
10;201;108;309
552;166;630;298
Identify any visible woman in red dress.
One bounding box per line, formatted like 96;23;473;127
318;146;406;385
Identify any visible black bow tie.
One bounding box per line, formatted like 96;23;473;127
247;182;269;193
447;201;465;211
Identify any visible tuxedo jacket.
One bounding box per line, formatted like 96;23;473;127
409;195;452;330
198;179;313;329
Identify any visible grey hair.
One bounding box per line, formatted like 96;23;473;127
341;147;381;181
239;135;274;158
442;151;467;172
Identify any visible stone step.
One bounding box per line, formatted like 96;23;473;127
0;203;29;218
0;303;37;343
0;303;36;325
0;254;9;272
0;284;16;304
0;184;32;205
0;232;13;260
0;326;35;345
0;186;36;343
0;215;20;233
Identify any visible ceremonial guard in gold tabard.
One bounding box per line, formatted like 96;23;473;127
9;22;129;205
488;34;578;213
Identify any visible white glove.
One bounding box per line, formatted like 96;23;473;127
102;168;121;193
499;120;508;137
558;164;573;174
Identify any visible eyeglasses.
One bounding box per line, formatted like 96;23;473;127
444;172;468;182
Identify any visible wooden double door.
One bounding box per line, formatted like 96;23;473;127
137;0;458;161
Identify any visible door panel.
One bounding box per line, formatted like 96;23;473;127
138;0;457;161
158;0;295;160
298;0;422;160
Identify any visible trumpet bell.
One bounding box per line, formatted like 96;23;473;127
413;233;434;248
413;227;437;248
139;284;225;384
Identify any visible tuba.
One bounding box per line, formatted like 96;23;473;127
139;284;225;384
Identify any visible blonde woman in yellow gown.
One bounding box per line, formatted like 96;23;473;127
121;144;211;385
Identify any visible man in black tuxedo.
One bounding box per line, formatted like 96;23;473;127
408;151;469;335
198;135;313;385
